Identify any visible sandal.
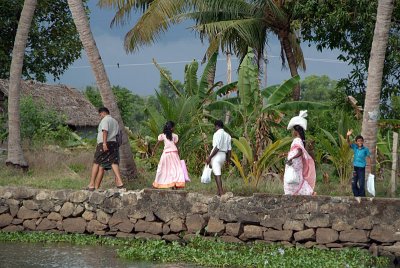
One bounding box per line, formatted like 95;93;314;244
116;185;125;189
85;187;95;192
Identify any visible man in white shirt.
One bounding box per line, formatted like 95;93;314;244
87;107;124;191
206;120;232;196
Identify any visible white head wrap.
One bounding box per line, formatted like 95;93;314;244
287;110;308;130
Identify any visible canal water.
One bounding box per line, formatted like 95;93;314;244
0;242;196;268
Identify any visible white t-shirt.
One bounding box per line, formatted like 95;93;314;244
96;115;119;144
212;129;232;152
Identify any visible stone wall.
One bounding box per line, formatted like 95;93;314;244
0;186;400;259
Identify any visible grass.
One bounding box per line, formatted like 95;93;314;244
0;232;390;268
0;147;398;197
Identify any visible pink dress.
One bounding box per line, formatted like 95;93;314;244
284;138;316;195
153;133;185;188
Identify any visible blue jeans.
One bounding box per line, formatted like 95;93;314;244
352;166;366;197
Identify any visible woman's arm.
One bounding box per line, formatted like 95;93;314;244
287;149;303;165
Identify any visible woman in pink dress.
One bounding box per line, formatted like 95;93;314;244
284;111;316;195
152;121;185;189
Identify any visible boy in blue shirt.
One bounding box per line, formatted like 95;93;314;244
346;129;371;197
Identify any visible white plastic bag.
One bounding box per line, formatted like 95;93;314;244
284;164;300;185
367;173;375;196
201;164;212;184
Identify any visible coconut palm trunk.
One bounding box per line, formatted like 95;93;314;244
361;0;394;173
6;0;38;169
279;30;301;101
67;0;137;179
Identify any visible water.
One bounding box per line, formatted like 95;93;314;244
0;242;195;268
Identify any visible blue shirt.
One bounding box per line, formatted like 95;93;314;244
351;144;370;167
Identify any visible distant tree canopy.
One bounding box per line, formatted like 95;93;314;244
0;0;86;82
84;85;157;134
300;75;337;102
291;0;400;118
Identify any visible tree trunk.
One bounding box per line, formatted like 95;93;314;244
361;0;394;173
224;52;232;125
202;54;217;124
6;0;38;169
67;0;137;179
279;30;301;101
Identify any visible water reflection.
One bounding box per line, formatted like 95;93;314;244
0;242;196;268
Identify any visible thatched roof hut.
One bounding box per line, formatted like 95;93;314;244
0;79;98;127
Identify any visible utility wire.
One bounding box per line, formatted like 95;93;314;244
69;55;345;69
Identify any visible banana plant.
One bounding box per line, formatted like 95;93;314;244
152;53;232;104
148;53;236;172
319;129;353;185
231;136;292;187
262;75;330;113
207;48;262;139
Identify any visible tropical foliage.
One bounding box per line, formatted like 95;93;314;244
98;0;307;99
0;0;86;81
144;53;228;173
291;0;400;118
231;136;291;186
319;131;353;186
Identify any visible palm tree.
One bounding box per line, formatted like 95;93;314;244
6;0;38;169
98;0;305;100
67;0;137;179
361;0;395;172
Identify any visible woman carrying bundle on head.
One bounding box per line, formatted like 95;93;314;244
152;121;185;189
284;111;316;196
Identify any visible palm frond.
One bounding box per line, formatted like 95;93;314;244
152;58;182;97
123;0;189;52
98;1;154;26
199;53;218;98
184;60;199;96
289;32;306;71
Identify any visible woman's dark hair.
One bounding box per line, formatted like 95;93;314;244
293;125;306;145
163;121;175;141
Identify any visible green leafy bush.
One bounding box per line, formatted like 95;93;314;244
20;96;66;137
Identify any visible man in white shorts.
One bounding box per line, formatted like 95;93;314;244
206;120;232;196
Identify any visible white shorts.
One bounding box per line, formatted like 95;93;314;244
211;151;226;176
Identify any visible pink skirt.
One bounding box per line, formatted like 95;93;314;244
153;151;185;188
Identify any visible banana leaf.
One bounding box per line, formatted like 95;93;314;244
262;75;300;108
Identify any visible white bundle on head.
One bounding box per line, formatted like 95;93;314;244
287;110;308;130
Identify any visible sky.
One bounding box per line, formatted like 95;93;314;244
50;0;353;96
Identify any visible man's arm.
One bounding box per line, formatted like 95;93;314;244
102;130;108;151
206;147;219;165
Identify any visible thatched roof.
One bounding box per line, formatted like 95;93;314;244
0;79;98;127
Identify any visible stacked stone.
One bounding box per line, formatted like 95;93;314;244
0;186;400;260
